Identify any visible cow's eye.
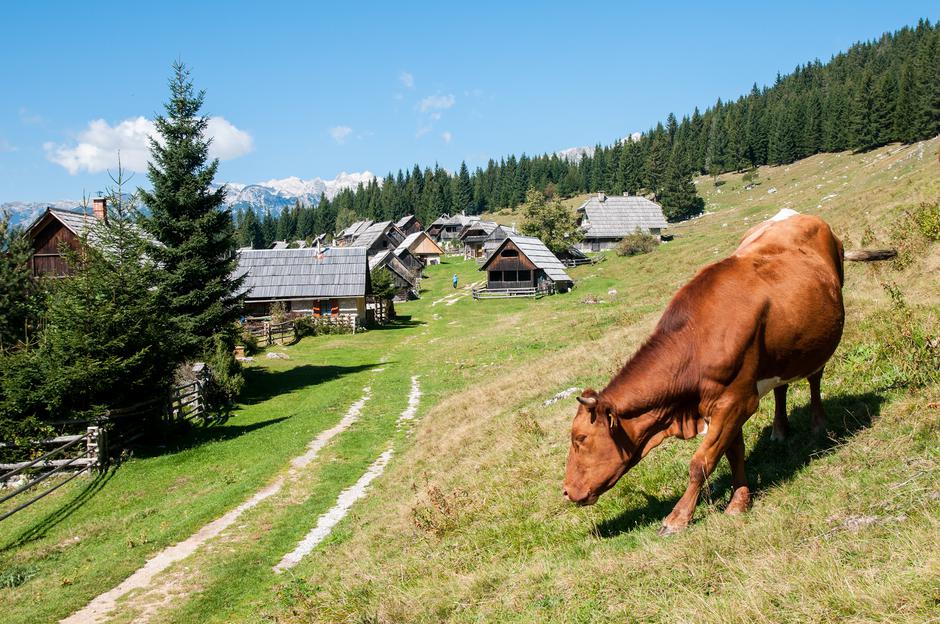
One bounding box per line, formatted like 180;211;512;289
575;434;588;445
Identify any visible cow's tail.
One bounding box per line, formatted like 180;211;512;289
844;249;897;262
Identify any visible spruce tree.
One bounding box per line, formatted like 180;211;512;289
138;61;243;359
454;161;473;213
0;211;40;349
659;144;705;222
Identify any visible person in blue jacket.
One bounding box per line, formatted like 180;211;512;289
452;273;458;289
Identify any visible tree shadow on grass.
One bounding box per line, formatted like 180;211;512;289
368;315;423;330
239;362;379;405
133;415;292;459
597;391;886;537
1;468;116;551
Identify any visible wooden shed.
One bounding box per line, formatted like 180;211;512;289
235;246;371;320
477;234;573;296
395;215;423;236
350;221;406;257
395;231;444;266
369;250;419;301
576;193;668;251
24;199;107;277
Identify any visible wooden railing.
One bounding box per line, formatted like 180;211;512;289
245;320;296;346
471;286;542;299
0;368;212;523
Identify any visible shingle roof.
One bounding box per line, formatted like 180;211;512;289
481;234;572;284
577;194;667;238
235;246;368;300
395;231;422;254
395;215;417;228
459;220;500;241
27;207;155;248
337;219;373;240
351;220;404;250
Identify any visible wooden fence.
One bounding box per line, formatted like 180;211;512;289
244;320;296;346
471;286;543;299
0;367;212;523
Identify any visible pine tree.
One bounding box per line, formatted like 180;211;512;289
138;61;243;359
659;143;705;222
0;211;41;349
454;161;473;213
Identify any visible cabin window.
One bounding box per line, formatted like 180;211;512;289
317;299;334;316
501;249;519;258
503;270;517;282
517;270;531;282
489;270;502;281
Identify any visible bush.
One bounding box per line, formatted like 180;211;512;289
616;229;659;256
294;315;354;339
890;200;940;269
205;333;244;417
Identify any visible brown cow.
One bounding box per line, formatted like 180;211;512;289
563;209;884;535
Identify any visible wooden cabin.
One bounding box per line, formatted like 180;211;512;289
334;219;373;246
395;231;444;266
369;250;419;301
426;213;478;244
25;199;107;277
395;215;423;236
478;235;573;294
576;193;668;251
235;247;371;321
350;221;405;256
458;221;501;259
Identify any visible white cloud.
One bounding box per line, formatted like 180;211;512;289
418;94;455;112
44;115;253;174
0;138;17;153
206;117;253;159
415;125;432;139
329;125;353;144
399;71;414;89
441;131;452;144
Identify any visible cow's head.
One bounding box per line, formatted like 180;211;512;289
563;388;647;506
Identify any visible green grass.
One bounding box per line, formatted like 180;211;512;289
1;139;938;623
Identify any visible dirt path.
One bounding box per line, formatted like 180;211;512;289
60;386;374;624
274;375;421;572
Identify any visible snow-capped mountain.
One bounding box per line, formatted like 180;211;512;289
1;200;84;226
556;132;642;163
221;171;377;212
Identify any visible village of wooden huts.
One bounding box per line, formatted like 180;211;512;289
576;192;668;251
426;212;479;245
475;234;573;298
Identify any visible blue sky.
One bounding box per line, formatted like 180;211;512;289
1;1;936;201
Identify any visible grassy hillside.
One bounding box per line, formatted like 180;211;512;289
0;139;937;623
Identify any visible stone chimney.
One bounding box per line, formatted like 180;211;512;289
92;197;108;224
596;192;607;202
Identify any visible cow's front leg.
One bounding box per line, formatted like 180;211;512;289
660;394;756;535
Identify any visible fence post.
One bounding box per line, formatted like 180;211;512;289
87;425;108;472
266;323;272;346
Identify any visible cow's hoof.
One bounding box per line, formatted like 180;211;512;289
658;523;685;537
725;488;752;515
770;429;787;442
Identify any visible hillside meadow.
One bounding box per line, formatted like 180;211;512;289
0;138;937;623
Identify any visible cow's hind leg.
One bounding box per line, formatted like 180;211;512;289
724;430;751;515
808;369;827;435
771;384;789;441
